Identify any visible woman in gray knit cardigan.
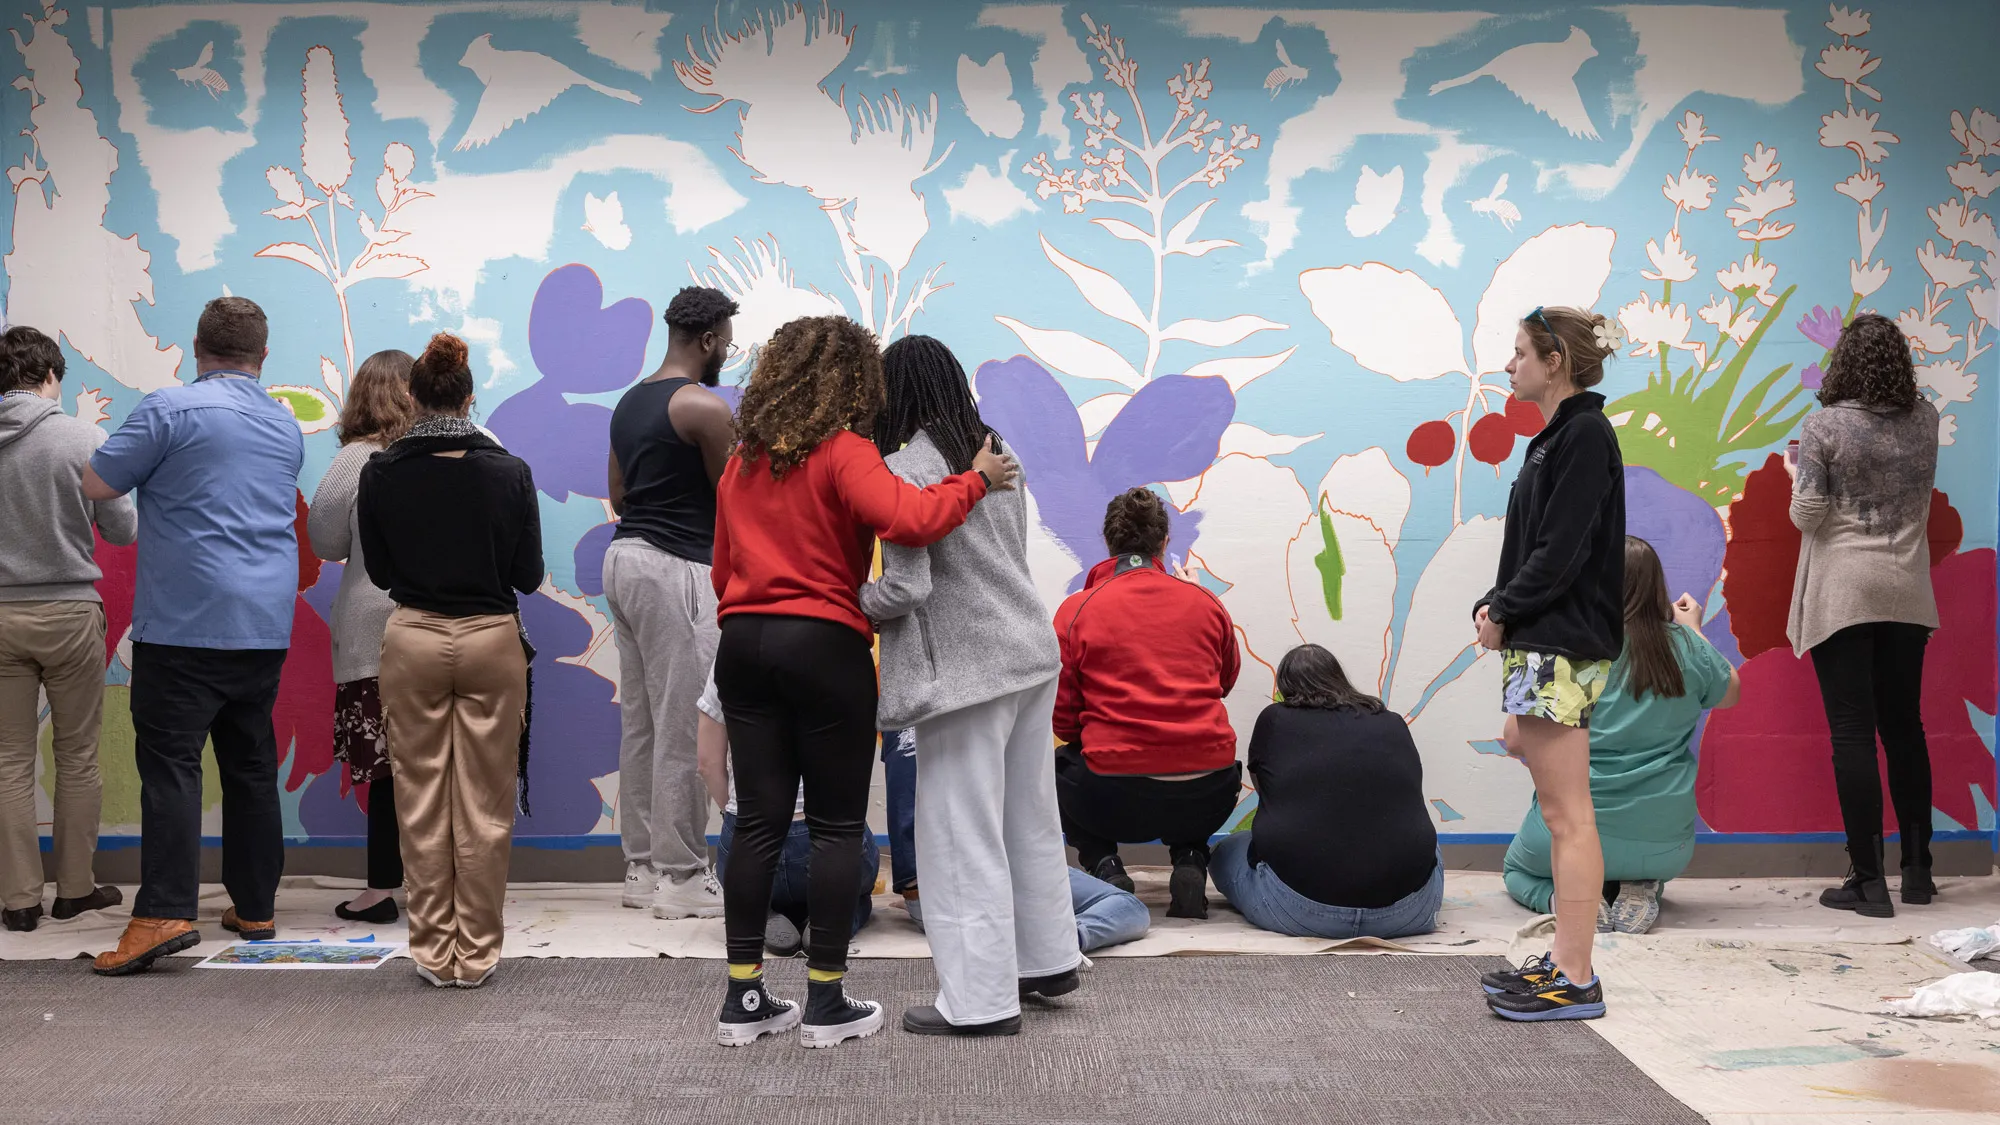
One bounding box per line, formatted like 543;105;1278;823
307;349;414;924
1788;313;1940;919
862;336;1082;1040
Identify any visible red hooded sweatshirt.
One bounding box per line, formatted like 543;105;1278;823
1052;554;1240;775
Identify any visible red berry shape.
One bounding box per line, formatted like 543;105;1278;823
1505;395;1545;437
1406;419;1454;469
1469;412;1517;465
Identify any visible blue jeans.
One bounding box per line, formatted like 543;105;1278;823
717;812;878;935
907;866;1151;953
882;729;917;893
1210;834;1442;940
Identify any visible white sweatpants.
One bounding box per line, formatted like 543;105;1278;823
913;675;1083;1024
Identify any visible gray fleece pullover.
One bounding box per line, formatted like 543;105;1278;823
0;391;137;601
860;430;1060;730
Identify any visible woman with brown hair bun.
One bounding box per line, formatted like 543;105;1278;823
709;315;1016;1049
1789;312;1940;918
307;349;413;925
358;332;542;989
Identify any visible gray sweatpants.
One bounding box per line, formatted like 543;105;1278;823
913;676;1083;1024
604;538;718;881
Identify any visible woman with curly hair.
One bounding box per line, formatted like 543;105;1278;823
709;315;1016;1048
1788;312;1939;918
1473;305;1624;1023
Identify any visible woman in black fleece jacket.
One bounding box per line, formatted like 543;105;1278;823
1472;306;1625;1023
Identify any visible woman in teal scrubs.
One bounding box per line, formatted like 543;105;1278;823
1503;536;1740;933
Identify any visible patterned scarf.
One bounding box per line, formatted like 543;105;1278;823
401;413;480;442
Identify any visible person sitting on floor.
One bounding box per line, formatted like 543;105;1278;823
1052;487;1240;919
697;666;878;958
1502;535;1739;933
1210;644;1443;940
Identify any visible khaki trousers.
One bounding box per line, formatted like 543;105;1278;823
0;601;106;910
379;607;526;980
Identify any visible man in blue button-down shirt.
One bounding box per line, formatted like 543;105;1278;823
81;296;304;975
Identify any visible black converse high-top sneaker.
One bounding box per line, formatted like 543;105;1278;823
799;978;884;1048
716;976;801;1047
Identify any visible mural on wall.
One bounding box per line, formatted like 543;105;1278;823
5;0;1994;844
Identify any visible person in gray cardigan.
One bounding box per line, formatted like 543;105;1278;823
0;326;134;932
861;336;1081;1039
1788;313;1940;918
307;349;413;924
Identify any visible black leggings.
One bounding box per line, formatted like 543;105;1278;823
366;778;403;891
1808;622;1933;877
1055;743;1242;869
714;614;878;971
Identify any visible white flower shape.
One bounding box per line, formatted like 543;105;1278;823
1742;143;1780;185
1825;5;1871;37
1697;296;1759;346
1676;111;1717;151
1592;318;1628;353
1951;109;2000;158
1850;259;1891;298
1917;241;1980;291
1938;412;1957;447
1717;253;1780;307
1835;169;1883;204
1895;310;1961;355
72;386;111;428
1662;169;1718;212
1929;198;2000;257
1727;180;1795;227
1915;358;1977;405
1820;106;1899;164
1641;231;1698;283
1815;44;1881;101
1617;296;1695;358
1947;161;2000;200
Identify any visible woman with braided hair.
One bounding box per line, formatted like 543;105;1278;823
709;316;1017;1048
861;335;1081;1038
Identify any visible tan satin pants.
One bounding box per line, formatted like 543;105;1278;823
379;607;526;981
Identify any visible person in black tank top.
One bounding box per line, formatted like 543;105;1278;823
603;287;740;919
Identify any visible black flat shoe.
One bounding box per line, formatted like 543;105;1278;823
1019;968;1080;999
3;905;41;932
901;1005;1020;1037
51;886;122;920
334;897;399;924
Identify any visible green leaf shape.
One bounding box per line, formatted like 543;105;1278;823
1313;494;1345;621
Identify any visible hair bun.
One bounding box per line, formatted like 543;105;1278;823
418;332;469;372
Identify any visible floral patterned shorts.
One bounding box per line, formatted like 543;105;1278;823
1500;650;1612;730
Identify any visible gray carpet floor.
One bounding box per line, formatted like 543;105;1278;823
0;956;1702;1125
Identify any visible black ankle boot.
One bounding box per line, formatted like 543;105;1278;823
1167;859;1209;919
1820;871;1894;917
1900;866;1936;905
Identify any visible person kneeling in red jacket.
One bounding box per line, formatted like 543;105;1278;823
1052;488;1241;919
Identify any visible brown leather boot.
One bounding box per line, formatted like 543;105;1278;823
92;918;199;976
220;907;276;941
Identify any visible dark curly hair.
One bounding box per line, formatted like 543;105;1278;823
1103;487;1169;558
732;315;884;479
1818;312;1918;411
0;325;64;393
1275;644;1384;713
663;285;739;343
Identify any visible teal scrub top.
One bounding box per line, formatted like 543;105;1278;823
1587;624;1735;844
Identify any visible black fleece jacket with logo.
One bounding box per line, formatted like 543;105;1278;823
1474;391;1626;662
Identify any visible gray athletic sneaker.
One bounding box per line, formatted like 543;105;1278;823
1605;880;1662;934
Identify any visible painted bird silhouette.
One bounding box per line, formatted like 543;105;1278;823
173;41;229;98
1264;39;1307;98
1470;173;1522;230
1428;27;1599;141
455;33;641;151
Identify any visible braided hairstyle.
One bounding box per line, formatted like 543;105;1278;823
876;335;996;474
1819;312;1918;411
1103;487;1169;558
410;332;473;412
732;315;885;479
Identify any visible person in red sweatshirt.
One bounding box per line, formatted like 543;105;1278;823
1052;488;1241;919
708;315;1017;1050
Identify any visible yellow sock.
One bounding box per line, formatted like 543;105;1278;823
728;962;762;981
807;968;845;984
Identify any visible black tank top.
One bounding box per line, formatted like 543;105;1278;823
608;377;716;564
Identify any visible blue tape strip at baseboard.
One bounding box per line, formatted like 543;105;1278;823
62;829;1999;852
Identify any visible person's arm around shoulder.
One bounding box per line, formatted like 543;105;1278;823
509;459;546;595
84;393;170;502
307;442;364;562
1789;418;1831;535
827;432;1014;549
1485;416;1621;626
670;383;736;485
84;424;137;545
859;447;943;623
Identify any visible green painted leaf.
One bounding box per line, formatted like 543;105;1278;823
271;388;328;421
1313;494;1345;620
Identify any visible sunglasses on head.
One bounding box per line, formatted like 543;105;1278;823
1526;306;1560;353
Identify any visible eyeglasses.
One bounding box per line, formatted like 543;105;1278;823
1526;306;1561;354
724;340;743;360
